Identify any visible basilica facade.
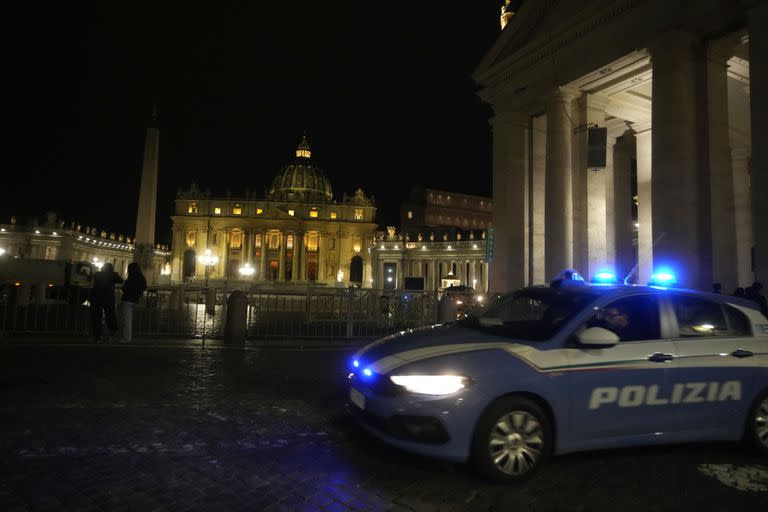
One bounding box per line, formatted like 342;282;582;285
170;138;378;287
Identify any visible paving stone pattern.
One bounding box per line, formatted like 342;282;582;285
0;343;766;511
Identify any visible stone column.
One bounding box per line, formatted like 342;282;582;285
297;231;305;281
278;232;286;281
732;147;753;287
573;94;609;277
378;259;384;289
259;231;267;280
545;87;578;279
749;5;768;283
704;37;741;292
491;110;529;293
651;31;707;289
609;128;636;282
291;231;300;282
482;262;489;293
243;229;251;266
636;125;654;284
469;260;477;289
318;234;326;281
529;114;546;285
429;260;437;291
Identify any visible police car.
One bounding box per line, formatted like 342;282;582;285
347;271;768;481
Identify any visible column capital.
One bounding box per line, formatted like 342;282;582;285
549;85;581;104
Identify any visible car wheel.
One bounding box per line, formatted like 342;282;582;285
471;396;552;482
747;390;768;456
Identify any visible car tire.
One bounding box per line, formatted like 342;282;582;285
746;390;768;456
471;396;552;482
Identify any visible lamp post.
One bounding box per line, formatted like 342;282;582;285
197;249;219;289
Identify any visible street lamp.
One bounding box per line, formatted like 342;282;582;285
92;257;104;270
197;249;219;288
239;263;255;279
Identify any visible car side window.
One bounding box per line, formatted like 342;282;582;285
670;295;748;338
582;295;661;342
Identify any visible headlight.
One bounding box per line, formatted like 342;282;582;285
389;375;470;395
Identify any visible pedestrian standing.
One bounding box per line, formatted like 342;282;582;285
120;262;147;342
90;262;124;342
747;282;768;317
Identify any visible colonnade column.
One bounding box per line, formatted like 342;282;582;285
545;87;578;279
650;31;706;289
749;4;768;283
706;36;740;292
482;262;489;293
732;147;753;286
429;260;437;291
573;94;609;277
635;125;653;284
529;114;546;285
491;110;529;292
378;260;384;290
278;232;286;281
606;127;635;282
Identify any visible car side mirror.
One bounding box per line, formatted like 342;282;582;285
577;327;619;347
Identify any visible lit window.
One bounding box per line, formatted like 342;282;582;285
256;208;263;215
188;202;198;214
330;211;337;219
230;231;242;249
232;205;242;215
354;209;364;220
407;211;413;219
309;208;319;218
255;234;262;248
214;207;221;215
268;233;280;249
287;235;294;249
288;209;295;216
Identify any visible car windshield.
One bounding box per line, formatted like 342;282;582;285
458;287;601;341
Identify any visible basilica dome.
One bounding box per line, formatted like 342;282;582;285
267;137;334;202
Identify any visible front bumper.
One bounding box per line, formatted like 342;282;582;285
347;375;489;462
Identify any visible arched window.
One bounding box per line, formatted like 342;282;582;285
230;230;242;250
268;232;280;249
286;235;294;249
255;234;262;248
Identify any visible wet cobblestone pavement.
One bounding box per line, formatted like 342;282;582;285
1;341;767;511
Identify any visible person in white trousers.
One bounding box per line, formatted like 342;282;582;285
120;262;147;342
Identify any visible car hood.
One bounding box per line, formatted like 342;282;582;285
352;324;521;374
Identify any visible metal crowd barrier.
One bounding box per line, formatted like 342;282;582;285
0;286;439;340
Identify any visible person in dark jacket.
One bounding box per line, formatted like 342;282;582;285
90;262;124;342
120;262;147;342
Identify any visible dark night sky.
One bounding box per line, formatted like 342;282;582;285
6;1;501;244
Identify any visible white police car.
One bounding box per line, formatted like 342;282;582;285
347;271;768;481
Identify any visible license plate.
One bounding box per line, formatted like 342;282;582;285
350;387;365;410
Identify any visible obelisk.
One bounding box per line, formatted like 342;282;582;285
133;107;159;285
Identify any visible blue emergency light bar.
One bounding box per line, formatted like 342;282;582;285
590;271;619;284
649;271;677;287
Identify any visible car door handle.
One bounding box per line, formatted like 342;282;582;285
731;349;754;359
648;352;675;363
